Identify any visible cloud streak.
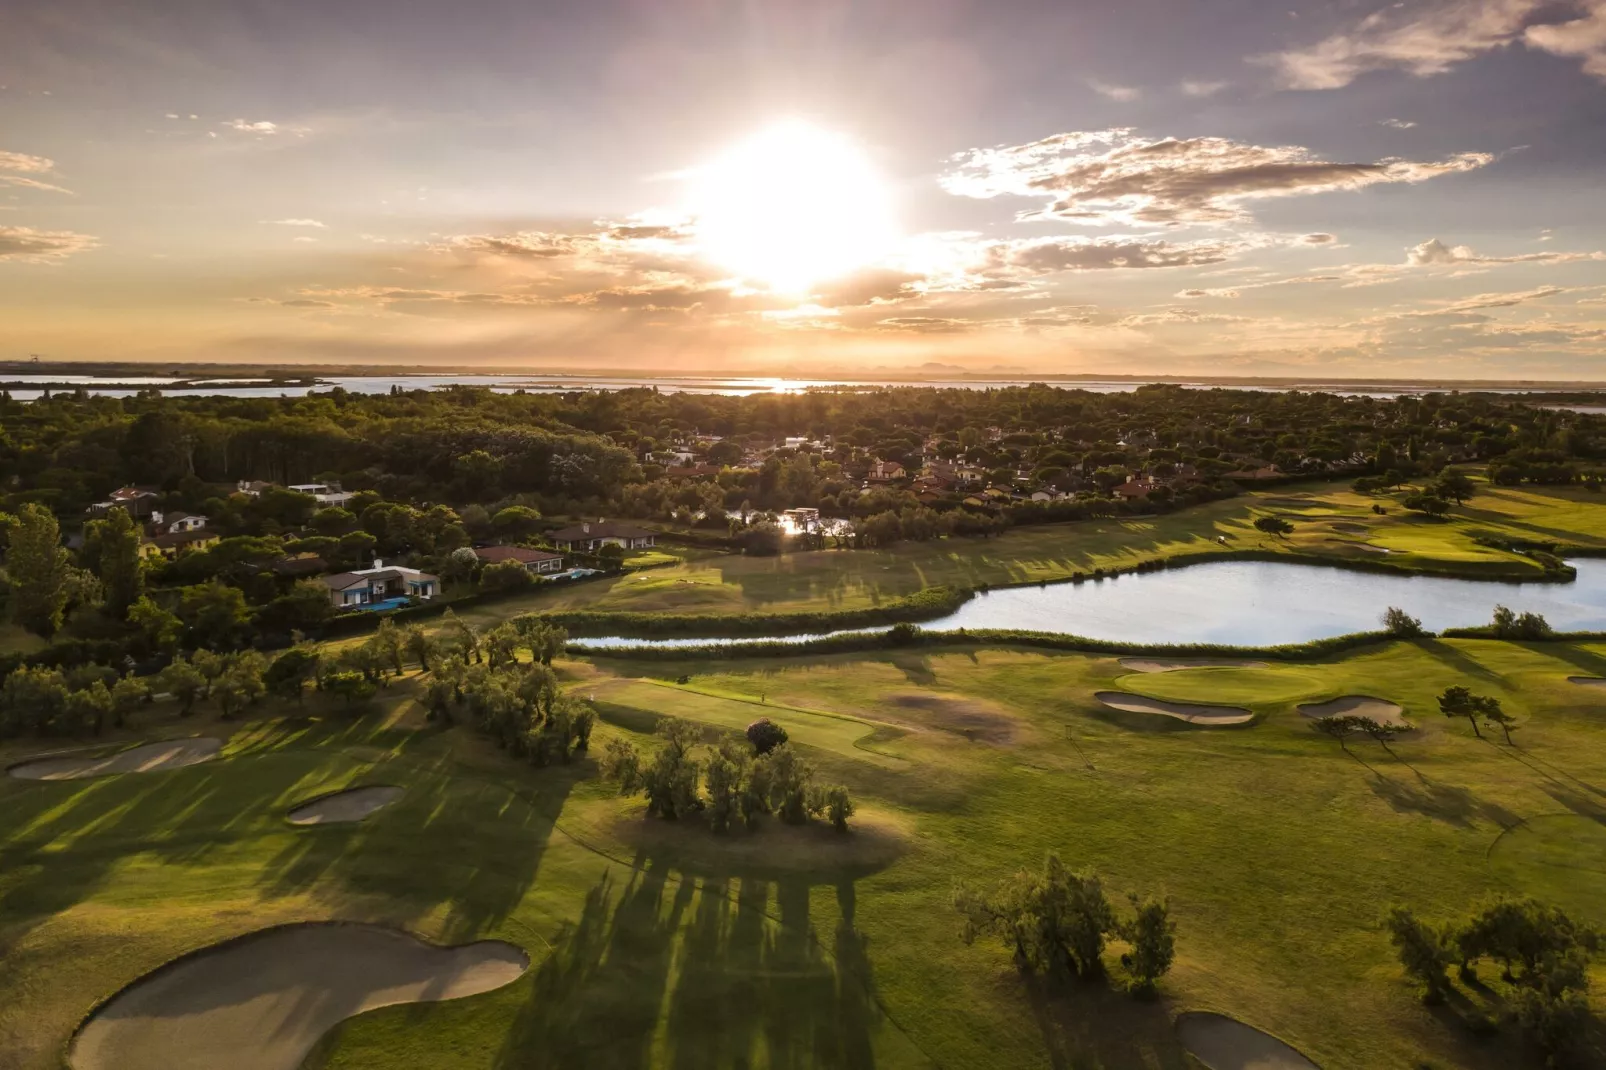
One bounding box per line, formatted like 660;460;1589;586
0;225;99;262
941;128;1492;227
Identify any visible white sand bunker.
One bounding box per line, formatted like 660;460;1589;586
1568;676;1606;688
1176;1012;1319;1070
1095;692;1253;725
1298;696;1409;727
8;738;221;781
287;785;402;825
70;923;529;1070
1118;657;1270;673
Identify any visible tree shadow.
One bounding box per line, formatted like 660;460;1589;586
493;865;917;1069
1019;970;1195;1070
1418;640;1506;684
1369;768;1520;830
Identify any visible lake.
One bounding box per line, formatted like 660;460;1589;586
573;557;1606;650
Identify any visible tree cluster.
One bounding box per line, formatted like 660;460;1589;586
1386;897;1601;1063
953;852;1176;996
599;715;854;834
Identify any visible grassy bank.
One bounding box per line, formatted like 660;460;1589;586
3;637;1605;1068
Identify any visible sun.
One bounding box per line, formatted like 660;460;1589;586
688;121;896;294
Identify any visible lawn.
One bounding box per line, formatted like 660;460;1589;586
3;637;1605;1068
453;480;1606;626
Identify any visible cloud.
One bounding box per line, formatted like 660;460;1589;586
278;298;334;308
445;231;592;259
1116;307;1252;327
0;151;53;174
1260;0;1606;89
1430;284;1572;314
263;218;326;228
1089;80;1141;101
1181;80;1228;96
223;119;279;134
941;128;1492;227
993;235;1250;273
1525;1;1606;80
0;150;71;195
1379;118;1418;129
0;225;98;262
1405;236;1603;265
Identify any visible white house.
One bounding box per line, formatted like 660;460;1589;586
321;559;438;608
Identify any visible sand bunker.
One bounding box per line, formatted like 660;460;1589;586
1095;692;1253;725
287;785;402;825
883;691;1018;743
70;923;529;1070
1298;696;1409;727
8;738;221;781
1176;1012;1319;1070
1568;676;1606;688
1118;658;1270;673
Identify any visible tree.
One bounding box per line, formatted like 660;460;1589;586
1478;697;1519;744
1312;713;1364;750
1434;468;1477;505
177;581;251;648
323;670;377;708
372;618;407;676
1438;685;1483;738
255;580;336;634
1491;604;1551;640
703;740;748;833
64;681;114;735
442;546;479;586
110;675;148;729
1402;492;1451;518
513;616;567;665
5;504;70;637
490;505;542;540
480;559;535;593
818;784;854;832
158;656;206;715
639;717;703;819
745;717;789;755
1384;906;1454;1004
762;743;813;824
600;737;644;792
1357;717;1411;749
215;652;267;719
88;506;144;619
1122;895;1176;995
265;647;320;703
954;853;1118;982
1381;606;1425;638
190;648;227;698
1253;516;1294;538
0;665;68;737
402;623;439;672
128;595;183;655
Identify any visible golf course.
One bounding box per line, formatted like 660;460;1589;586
4;630;1605;1068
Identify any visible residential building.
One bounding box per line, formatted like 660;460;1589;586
320;559;439;608
866;460;906;483
474;545;566;574
547;520;656;552
287;482;356;506
139;529;220;559
86;486;159;518
150;512;208;534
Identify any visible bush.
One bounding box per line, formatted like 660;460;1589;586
1382;606;1426;638
745;717;788;754
479;560;535;593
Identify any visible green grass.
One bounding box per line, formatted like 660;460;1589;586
4;639;1606;1068
453;479;1606;627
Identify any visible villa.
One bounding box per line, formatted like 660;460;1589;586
474;545;567;574
321;559;439;608
547;520;656;552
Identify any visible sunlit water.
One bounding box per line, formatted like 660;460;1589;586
573;558;1606;650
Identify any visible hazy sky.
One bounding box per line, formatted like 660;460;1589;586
3;0;1605;377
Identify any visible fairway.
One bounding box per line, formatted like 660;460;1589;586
4;636;1606;1069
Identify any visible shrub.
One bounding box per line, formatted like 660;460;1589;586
1384;906;1454;1004
745;717;788;754
1382;606;1426;637
479;560;535;593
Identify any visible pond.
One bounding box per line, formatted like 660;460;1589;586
573;558;1606;650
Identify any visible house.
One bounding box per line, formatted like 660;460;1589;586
270;555;328;578
87;487;159;518
1224;465;1281;481
139;529;220;559
235;480;272;496
547;520;656;552
151;512;208;534
287;482;356;506
474;545;566;574
321;559;439;608
1112;479;1157;501
866;460;906;483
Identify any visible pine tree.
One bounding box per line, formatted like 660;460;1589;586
5;504;70;637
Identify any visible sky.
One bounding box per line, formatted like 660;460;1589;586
2;0;1605;379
